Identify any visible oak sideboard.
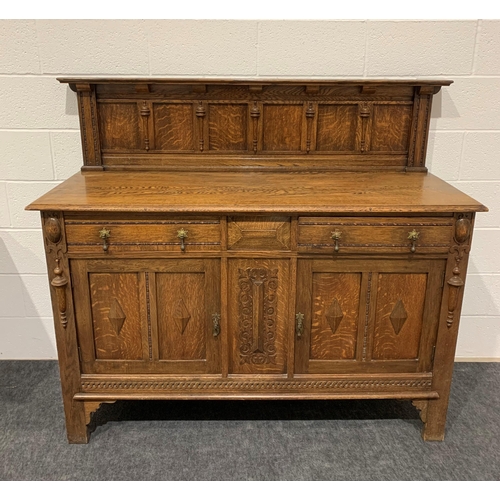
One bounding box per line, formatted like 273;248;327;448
27;78;487;443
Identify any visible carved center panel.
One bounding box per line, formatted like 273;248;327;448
238;268;278;365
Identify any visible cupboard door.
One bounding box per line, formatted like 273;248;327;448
295;260;363;373
154;259;220;373
295;259;444;374
71;259;221;374
228;259;290;374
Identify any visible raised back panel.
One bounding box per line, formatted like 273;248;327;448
62;79;452;172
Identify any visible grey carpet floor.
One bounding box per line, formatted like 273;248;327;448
0;361;499;480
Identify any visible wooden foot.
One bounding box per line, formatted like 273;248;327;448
64;401;90;444
421;398;448;441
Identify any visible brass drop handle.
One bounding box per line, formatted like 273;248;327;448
212;313;221;337
296;312;304;338
177;228;188;251
331;231;342;252
408;229;420;253
99;228;111;252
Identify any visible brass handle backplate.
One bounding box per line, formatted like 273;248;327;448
296;312;304;338
212;313;221;337
177;228;188;251
99;227;111;252
408;229;420;253
331;231;342;252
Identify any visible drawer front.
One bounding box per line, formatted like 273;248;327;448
65;216;221;253
228;216;291;250
298;217;453;254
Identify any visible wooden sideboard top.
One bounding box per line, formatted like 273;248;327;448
26;171;487;213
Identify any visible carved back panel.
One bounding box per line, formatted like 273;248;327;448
60;78;451;172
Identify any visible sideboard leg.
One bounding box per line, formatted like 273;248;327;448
65;400;90;444
422;398;449;441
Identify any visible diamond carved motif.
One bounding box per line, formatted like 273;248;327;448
108;298;126;335
173;299;191;335
390;299;408;335
325;298;344;334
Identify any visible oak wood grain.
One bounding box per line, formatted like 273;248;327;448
310;272;361;360
154;103;194;151
89;272;143;360
371;104;413;152
316;104;357;151
99;103;141;150
208;104;247;151
26;172;487;213
156;272;206;361
372;273;428;360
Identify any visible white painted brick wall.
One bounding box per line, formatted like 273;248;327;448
258;21;366;76
149;21;258;76
0;19;498;359
366;21;478;76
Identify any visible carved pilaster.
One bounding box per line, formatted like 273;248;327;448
51;259;68;329
357;103;372;153
250;101;260;154
305;102;315;153
446;214;472;328
140;100;151;151
42;212;70;329
196;101;206;152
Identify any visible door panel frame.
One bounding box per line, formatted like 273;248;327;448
71;258;221;374
295;258;445;374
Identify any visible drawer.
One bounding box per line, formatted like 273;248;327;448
65;215;221;253
228;216;291;250
298;217;453;254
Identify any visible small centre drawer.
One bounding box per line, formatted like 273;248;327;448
65;215;221;253
228;216;291;250
298;217;453;254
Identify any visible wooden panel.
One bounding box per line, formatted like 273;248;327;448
371;105;412;152
310;272;361;360
372;273;428;360
316;105;357;151
154;103;194;151
99;103;141;150
156;272;206;360
262;104;303;151
208;104;247;151
228;216;291;250
228;259;289;374
89;272;143;360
